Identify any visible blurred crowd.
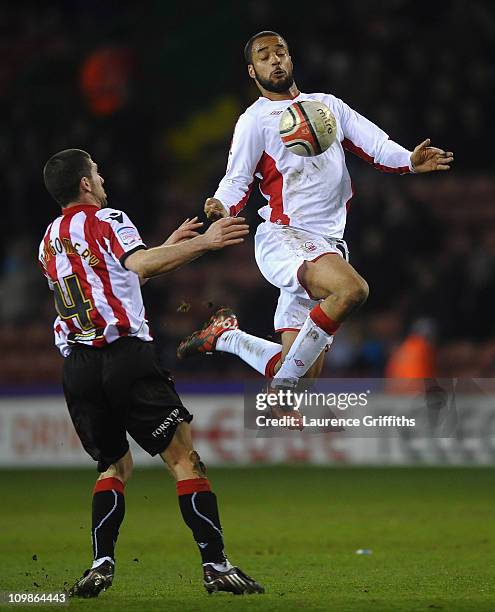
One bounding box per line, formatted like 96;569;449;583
1;1;494;384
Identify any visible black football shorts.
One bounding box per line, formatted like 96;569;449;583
62;337;192;472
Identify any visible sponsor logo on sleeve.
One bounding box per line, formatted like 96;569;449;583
107;211;124;223
117;226;141;246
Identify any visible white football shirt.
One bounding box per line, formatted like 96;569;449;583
214;92;413;238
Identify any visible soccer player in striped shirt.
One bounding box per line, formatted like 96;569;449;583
178;31;454;419
39;149;263;597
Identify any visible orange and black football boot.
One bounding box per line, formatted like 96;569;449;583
177;307;239;359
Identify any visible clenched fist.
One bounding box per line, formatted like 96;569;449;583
204;197;229;220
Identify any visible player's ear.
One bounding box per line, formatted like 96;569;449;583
80;176;91;193
247;64;256;80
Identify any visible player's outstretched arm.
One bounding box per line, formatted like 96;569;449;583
410;138;454;173
125;217;249;280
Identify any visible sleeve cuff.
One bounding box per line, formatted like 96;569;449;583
120;244;146;269
408;155;416;173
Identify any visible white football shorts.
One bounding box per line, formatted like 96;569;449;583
254;222;349;333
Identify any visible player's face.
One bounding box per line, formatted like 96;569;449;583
89;160;107;207
249;36;294;93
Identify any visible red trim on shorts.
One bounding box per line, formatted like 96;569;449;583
296;252;338;300
310;304;340;335
176;478;211;496
275;327;301;334
310;252;338;264
93;477;125;495
264;350;282;378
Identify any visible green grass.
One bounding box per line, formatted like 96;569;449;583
1;467;494;611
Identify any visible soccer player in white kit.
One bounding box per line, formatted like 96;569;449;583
178;31;454;397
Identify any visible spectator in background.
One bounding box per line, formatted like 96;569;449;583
386;318;437;380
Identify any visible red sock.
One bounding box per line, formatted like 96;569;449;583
92;477;125;563
310;304;340;335
176;478;211;496
176;478;226;565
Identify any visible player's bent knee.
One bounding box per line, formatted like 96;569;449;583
100;451;134;484
339;278;369;310
355;278;369;304
119;453;134;483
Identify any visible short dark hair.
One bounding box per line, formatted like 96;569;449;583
244;31;288;64
43;149;92;206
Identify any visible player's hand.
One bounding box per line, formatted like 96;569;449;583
410;139;454;173
163;217;204;245
205;197;229;220
202;217;249;250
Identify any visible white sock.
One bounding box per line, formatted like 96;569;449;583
91;556;114;569
216;330;281;377
203;559;234;572
273;314;333;385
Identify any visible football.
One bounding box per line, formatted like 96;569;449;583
279;100;337;157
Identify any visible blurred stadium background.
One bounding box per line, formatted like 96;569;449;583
2;0;494;466
2;3;495;609
2;0;494;388
0;1;494;444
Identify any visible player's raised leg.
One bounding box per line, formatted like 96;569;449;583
273;254;368;387
177;307;329;380
162;422;264;595
69;450;133;598
277;330;326;378
177;307;283;378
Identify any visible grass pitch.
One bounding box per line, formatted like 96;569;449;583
1;466;494;611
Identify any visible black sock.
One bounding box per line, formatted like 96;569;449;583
92;478;126;564
177;478;226;565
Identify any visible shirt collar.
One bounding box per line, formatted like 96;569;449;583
62;203;100;216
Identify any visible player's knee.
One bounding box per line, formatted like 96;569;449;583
110;451;134;484
338;278;369;311
121;456;134;483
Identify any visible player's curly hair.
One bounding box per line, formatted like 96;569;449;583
244;31;288;64
43;148;92;207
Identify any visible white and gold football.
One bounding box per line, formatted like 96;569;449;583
279;100;337;157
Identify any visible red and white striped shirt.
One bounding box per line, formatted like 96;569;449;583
214;92;413;238
38;203;152;356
